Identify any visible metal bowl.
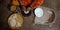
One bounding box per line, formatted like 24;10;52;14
33;7;55;27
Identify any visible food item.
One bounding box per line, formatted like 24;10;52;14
34;7;43;17
8;13;24;30
24;11;30;14
10;5;16;12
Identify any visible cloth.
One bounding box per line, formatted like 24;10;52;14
31;0;44;8
12;0;20;5
20;0;44;8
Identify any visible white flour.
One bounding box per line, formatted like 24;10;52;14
10;14;17;27
24;11;29;14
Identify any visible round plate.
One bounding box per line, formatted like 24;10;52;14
34;7;55;25
8;13;24;29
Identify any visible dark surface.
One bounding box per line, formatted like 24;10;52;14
0;0;60;30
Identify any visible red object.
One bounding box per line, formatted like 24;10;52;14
20;0;44;8
21;0;32;6
31;0;44;8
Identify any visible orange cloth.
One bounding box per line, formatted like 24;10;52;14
31;0;44;8
21;0;44;8
12;0;20;5
12;0;44;8
20;0;32;6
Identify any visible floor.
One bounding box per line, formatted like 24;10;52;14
0;0;60;30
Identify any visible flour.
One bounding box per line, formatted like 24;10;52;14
10;14;17;27
35;7;43;17
24;11;29;14
10;19;16;27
